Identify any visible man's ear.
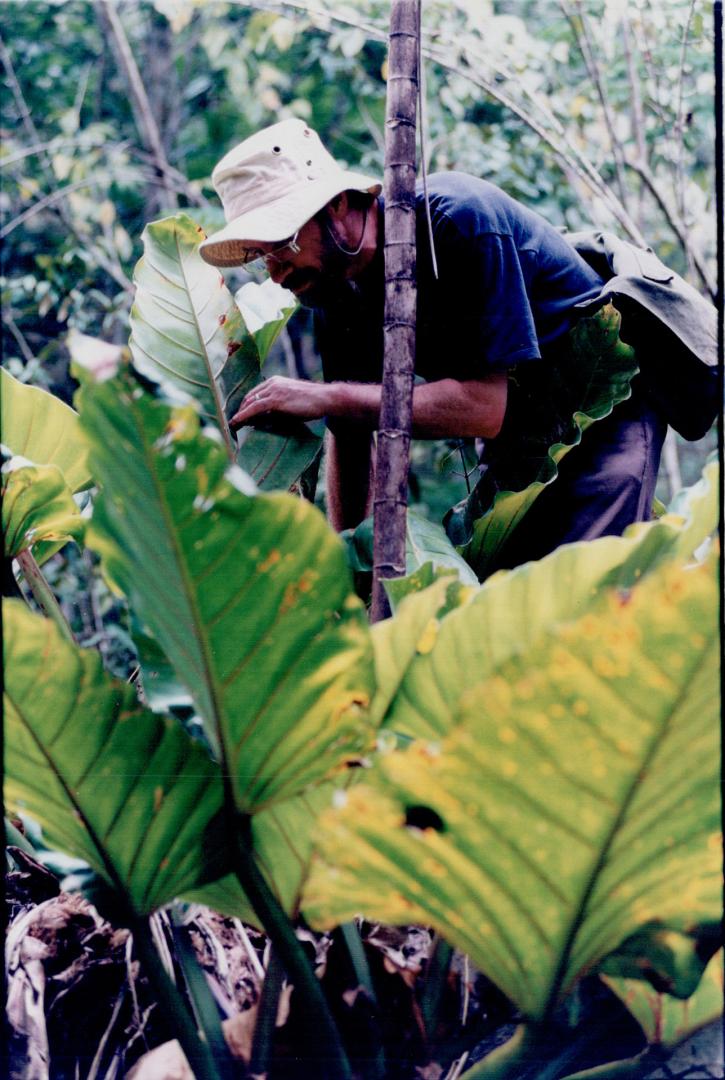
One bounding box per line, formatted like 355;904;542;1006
327;191;350;220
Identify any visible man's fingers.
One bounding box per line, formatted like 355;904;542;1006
230;391;269;429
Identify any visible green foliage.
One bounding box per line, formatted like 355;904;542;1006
3;344;721;1073
303;552;721;1023
1;456;84;557
446;304;640;580
343;508;479;597
129;213;257;453
79;364;375;810
128;211;321;488
4;600;226;916
369;452;718;742
0;366;91;493
2;3;719;1068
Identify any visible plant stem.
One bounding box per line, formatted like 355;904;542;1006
15;549;76;644
420;934;454;1039
231;813;352;1080
249;946;285;1077
169;908;240;1075
130;915;227;1080
339;921;378;1004
336;922;386;1080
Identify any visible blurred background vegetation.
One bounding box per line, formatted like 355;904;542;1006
1;0;716;526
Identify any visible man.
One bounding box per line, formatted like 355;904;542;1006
200;118;668;570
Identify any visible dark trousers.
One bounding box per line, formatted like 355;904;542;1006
493;391;667;571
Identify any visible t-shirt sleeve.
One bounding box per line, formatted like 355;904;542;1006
431;213;542;372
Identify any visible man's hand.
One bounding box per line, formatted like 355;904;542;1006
230;376;333;430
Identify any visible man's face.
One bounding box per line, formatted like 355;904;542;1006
247;211;353;308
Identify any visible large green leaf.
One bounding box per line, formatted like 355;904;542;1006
1;455;84;557
0;367;91;493
601;950;724;1049
4;601;225;916
128;212;321;489
343;510;479;587
369;574;474;729
129;213;255;449
304;555;720;1022
373;460;719;740
446;304;639;580
238;420;323;490
80;367;375;811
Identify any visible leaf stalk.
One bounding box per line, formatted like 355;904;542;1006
14;549;76;644
231;812;352;1080
130;914;227;1080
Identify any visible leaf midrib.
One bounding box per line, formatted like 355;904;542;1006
174;228;235;461
124;390;233;796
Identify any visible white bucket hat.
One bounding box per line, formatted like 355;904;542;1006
199;118;382;267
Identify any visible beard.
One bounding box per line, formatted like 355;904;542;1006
285;219;359;309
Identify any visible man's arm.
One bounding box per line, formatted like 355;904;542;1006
230;373;508;439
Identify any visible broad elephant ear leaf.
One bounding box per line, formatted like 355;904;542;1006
374;460;719;740
369;574;473;729
446;304;638;581
3;601;226;916
304;555;720;1023
129;212;254;459
0;367;91;493
129;213;320;489
2;456;84;557
79;367;375;812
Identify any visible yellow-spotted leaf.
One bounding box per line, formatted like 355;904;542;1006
0;367;91;493
2;457;84;556
377;460;719;740
370;573;474;728
80;368;374;811
4;601;226;915
304;556;720;1022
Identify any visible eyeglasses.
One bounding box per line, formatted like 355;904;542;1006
242;231;301;271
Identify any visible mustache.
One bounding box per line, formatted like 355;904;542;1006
285;269;316;292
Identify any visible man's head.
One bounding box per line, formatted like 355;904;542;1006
200;119;381;304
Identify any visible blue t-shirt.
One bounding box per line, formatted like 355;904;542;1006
315;172;603;386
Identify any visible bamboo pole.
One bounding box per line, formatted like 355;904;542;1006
371;0;419;622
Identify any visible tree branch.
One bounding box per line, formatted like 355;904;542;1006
92;0;178;208
560;0;630;210
619;14;647;231
0;32;132;293
673;0;697;221
241;0;648;247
